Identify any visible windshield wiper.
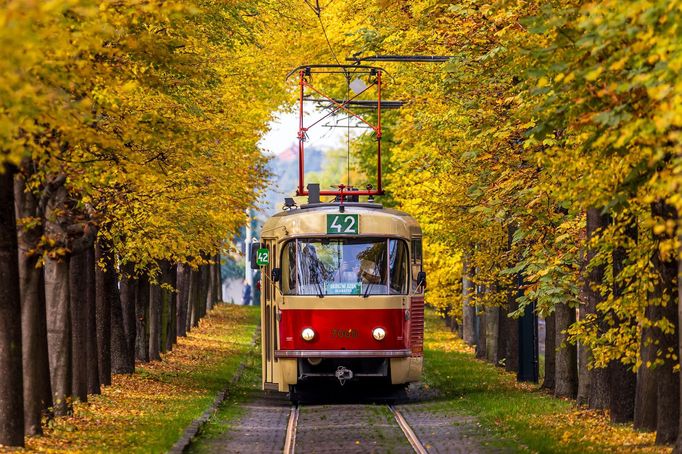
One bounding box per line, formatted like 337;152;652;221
312;260;325;298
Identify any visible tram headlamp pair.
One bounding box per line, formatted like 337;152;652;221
300;327;386;341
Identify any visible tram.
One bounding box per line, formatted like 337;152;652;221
251;64;425;392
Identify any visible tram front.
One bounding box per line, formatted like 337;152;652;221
255;202;424;393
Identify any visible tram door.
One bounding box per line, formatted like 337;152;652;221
262;239;279;390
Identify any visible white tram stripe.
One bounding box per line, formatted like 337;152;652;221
389;405;429;454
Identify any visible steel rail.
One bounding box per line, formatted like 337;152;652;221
389;405;428;454
283;404;299;454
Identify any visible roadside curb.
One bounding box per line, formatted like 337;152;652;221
168;323;261;454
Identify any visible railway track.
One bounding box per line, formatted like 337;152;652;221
283;403;428;454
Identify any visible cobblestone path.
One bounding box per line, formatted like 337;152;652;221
193;389;511;453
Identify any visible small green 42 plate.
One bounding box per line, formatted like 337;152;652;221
327;214;359;234
256;248;270;266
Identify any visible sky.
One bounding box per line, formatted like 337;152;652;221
258;105;362;156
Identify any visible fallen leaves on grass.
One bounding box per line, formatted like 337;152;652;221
4;304;258;454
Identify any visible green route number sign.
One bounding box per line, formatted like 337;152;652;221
256;248;270;266
327;214;359;235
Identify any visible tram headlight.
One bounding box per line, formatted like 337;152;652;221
372;327;386;341
301;328;315;342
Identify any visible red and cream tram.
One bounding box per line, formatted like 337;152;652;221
252;64;425;392
252;197;425;392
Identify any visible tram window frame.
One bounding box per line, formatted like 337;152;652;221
279;237;411;296
411;238;424;294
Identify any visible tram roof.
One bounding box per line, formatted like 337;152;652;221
261;202;422;240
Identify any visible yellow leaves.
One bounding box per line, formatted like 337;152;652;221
584;66;603;82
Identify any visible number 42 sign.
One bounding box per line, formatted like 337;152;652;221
256;248;270;266
327;214;359;234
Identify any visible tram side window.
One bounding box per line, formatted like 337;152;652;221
411;238;423;294
281;241;297;295
389;239;409;295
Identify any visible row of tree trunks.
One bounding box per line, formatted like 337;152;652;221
458;204;679;445
2;170;226;446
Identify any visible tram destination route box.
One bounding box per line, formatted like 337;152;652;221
326;214;359;235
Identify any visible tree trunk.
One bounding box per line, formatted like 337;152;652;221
554;302;578;398
505;297;519;374
85;244;100;396
44;183;72;416
149;280;161;361
206;262;215;313
199;263;210;319
216;255;223;303
95;240;112;386
462;256;476;346
577;303;591;406
0;165;25;446
176;264;188;338
497;305;508;368
14;171;51;435
69;251;88;403
651;201;679;444
585;207;610;409
475;304;487;359
189;267;200;329
485;306;500;365
609;219;637;423
160;262;175;352
107;252;130;375
135;274;150;362
542;312;556;391
675;231;682;453
635;305;659;431
118;264;137;373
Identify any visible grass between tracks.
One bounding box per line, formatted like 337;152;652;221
11;304;259;454
424;308;667;453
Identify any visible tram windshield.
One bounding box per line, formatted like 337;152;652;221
281;238;409;296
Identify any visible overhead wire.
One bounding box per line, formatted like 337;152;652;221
302;0;354;189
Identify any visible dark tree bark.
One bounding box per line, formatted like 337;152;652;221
189;267;200;329
118;263;137;373
167;264;178;350
585;207;610;409
14;171;51;435
651;201;679;445
109;259;131;374
69;250;88;403
675;231;682;454
199;263;210;319
176;264;189;338
577;302;591;406
542;312;556;391
554;303;578;398
206;262;216;313
462;256;476;346
149;280;162;361
475;302;487;359
485;306;500;365
95;240;112;386
497;305;508;368
0;165;25;446
135;274;150;362
609;219;637;423
44;183;72;416
159;261;175;352
85;244;100;396
505;296;519;374
635;305;659;431
216;256;223;303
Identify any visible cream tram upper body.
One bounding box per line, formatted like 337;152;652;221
258;202;425;392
